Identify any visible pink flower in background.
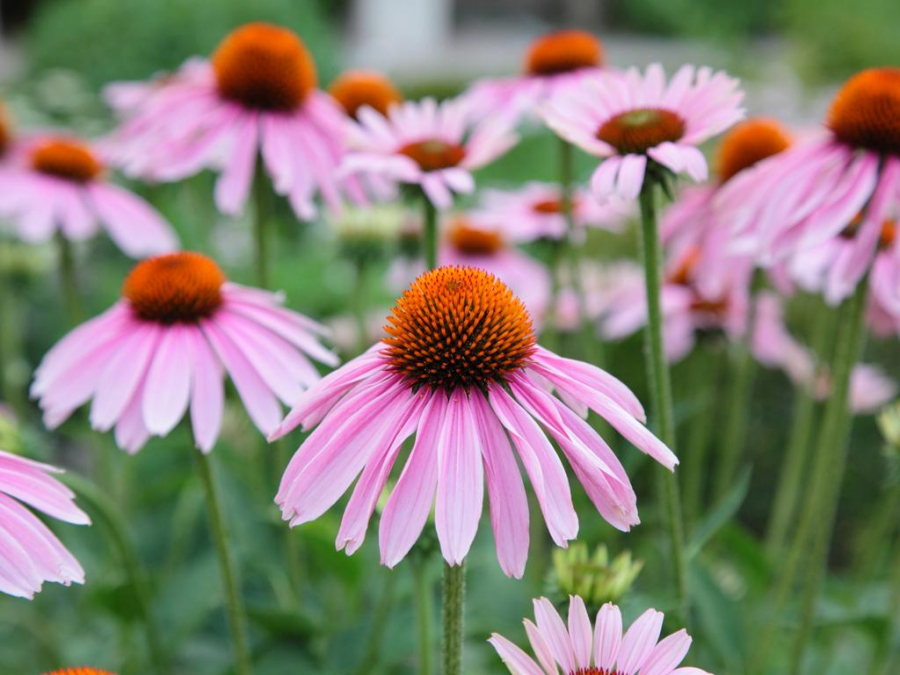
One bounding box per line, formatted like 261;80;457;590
0;449;89;599
473;181;631;243
33;252;336;453
0;135;177;258
341;97;518;209
553;261;645;334
462;30;607;126
489;596;710;675
272;267;676;577
103;23;354;220
541;64;744;201
721;68;900;305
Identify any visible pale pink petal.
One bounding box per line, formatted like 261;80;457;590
617;609;664;675
141;325;193;436
594;603;623;671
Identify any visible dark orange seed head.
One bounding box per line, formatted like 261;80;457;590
668;246;702;286
446;218;505;256
716;117;792;182
597;108;686;155
827;67;900;156
329;69;402;119
123;252;226;324
212;22;316;110
0;101;10;156
398;139;465;172
383;266;536;392
881;219;896;249
525;30;604;77
30;138;103;182
44;669;117;675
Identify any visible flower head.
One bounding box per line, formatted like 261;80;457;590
542;64;744;201
0;134;177;258
342;97;518;208
33;252;337;453
548;543;643;607
0;100;11;157
104;22;356;219
0;449;89;599
44;669;116;675
273;266;676;576
329;70;403;119
489;596;711;675
525;31;604;77
716;117;792;183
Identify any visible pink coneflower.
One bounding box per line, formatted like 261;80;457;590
32;251;336;452
462;30;606;126
104;23;351;219
272;266;676;577
489;596;710;675
0;449;89;599
341;97;518;209
0;134;177;258
541;64;744;202
474;181;630;243
722;68;900;304
328;70;403;120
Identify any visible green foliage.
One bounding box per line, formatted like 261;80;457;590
608;0;780;38
27;0;339;89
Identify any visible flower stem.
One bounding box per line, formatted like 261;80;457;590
422;195;438;271
56;234;82;326
353;257;370;355
193;449;252;675
413;557;434;675
789;277;869;671
637;176;689;625
253;160;273;289
712;340;757;502
441;561;466;675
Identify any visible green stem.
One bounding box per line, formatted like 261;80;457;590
353;257;370;355
253;160;273;289
441;561;465;675
789;277;870;671
194;450;252;675
413;557;434;675
63;473;169;675
712;342;757;502
0;248;25;416
56;235;82;326
422;195;438;271
637;176;688;626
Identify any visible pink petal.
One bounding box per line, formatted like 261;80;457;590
594;603;623;671
141;325;193;436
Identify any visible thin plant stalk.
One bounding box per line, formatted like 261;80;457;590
193;449;252;675
413;556;434;675
253;161;273;289
353;257;370;355
56;234;82;326
712;340;757;501
422;195;438;271
441;561;466;675
637;175;689;625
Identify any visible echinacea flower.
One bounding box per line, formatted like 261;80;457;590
272;266;676;577
0;449;89;599
541;64;744;201
329;70;403;120
104;22;352;219
722;68;900;306
44;669;116;675
473;181;630;244
489;596;711;675
341;97;518;209
32;252;336;453
0;99;11;158
462;30;606;126
0;134;177;258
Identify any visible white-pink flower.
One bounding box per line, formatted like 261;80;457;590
541;64;744;202
490;596;711;675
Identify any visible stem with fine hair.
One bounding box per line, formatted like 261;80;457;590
442;561;466;675
637;175;689;625
413;556;434;675
253;160;273;289
56;234;82;326
194;449;252;675
422;195;438;271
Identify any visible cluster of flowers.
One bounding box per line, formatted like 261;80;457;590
2;20;899;675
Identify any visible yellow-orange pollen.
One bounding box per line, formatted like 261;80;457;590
399;139;465;172
716;117;792;183
212;22;316;111
827;67;900;156
123;252;225;324
447;218;505;256
525;30;604;77
44;669;117;675
329;70;402;119
30;138;102;183
597;108;686;155
383;266;536;392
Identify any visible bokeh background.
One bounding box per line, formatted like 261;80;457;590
1;0;899;673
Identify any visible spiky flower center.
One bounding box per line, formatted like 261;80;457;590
572;669;614;675
30;138;102;182
329;70;402;119
44;669;117;675
716;117;791;182
398;139;466;172
212;22;316;111
827;67;900;156
525;30;604;76
597;108;686;155
123;252;225;324
383;266;536;392
447;219;505;255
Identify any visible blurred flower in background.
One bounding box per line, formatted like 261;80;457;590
547;542;644;608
